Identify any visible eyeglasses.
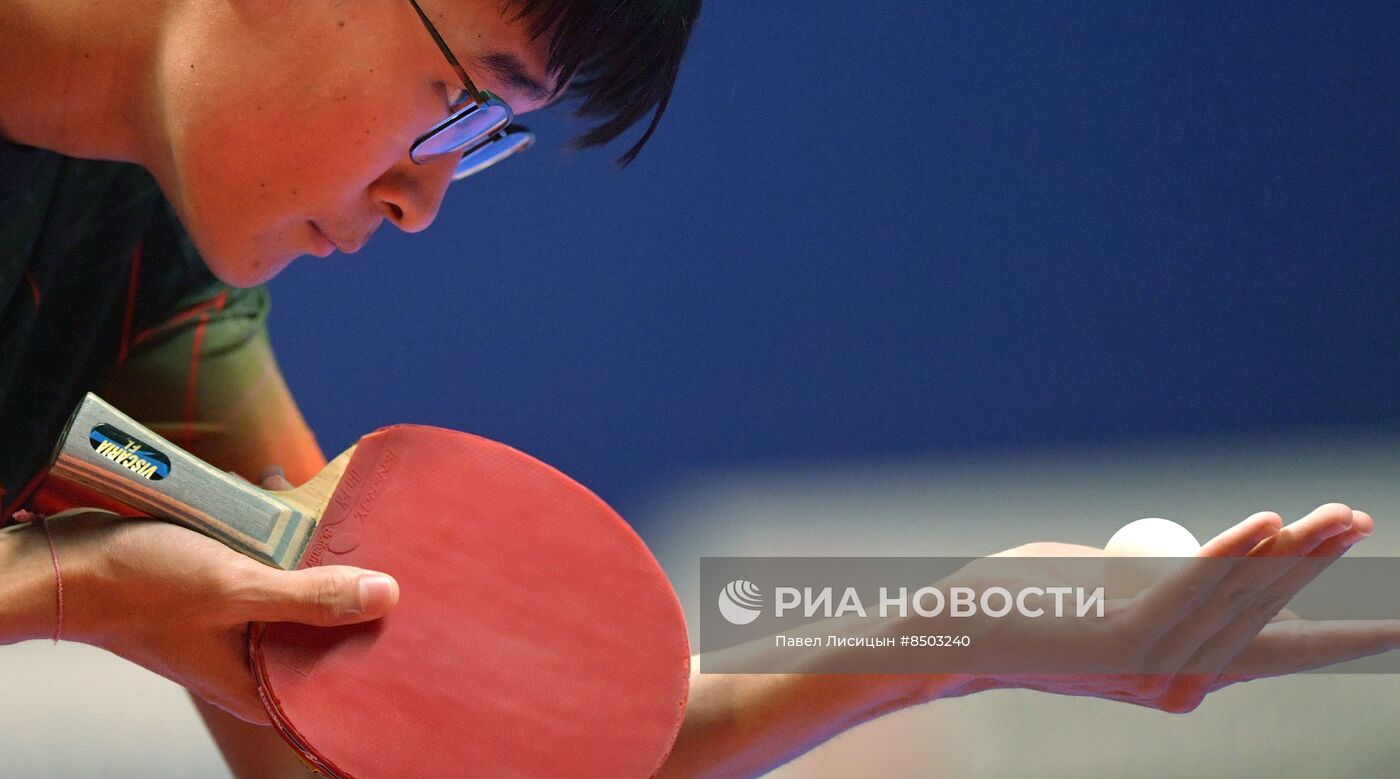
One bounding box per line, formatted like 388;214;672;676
406;0;535;181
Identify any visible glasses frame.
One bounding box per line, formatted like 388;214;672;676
406;0;534;180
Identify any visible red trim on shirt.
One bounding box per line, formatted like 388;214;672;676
24;271;41;308
32;479;141;520
130;289;229;350
117;242;144;365
183;312;212;443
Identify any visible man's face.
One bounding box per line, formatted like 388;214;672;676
150;0;556;287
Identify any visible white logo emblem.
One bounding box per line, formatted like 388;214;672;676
718;579;764;625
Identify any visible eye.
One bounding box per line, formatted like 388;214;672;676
444;84;473;111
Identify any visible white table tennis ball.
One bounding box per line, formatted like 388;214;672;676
1103;518;1202;598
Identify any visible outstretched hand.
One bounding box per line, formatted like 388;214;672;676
920;504;1394;713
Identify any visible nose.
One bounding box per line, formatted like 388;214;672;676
368;154;457;234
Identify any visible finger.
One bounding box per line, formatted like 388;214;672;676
1168;506;1364;675
1260;510;1372;624
1251;511;1373;621
1137;505;1355;672
1243;503;1354;557
257;464;286;484
234;566;400;626
259;473;294;491
1222;618;1400;678
257;464;294;491
223;467;293;491
1340;509;1375;538
1125;511;1281;645
1198;510;1284;553
1303;511;1373;558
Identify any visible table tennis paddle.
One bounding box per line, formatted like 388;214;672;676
49;393;690;778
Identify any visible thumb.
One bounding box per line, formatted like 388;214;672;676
242;566;400;626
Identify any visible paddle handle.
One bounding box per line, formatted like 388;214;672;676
48;393;315;569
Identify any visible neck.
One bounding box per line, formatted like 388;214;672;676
0;0;167;165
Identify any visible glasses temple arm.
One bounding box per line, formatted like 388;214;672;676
406;0;488;104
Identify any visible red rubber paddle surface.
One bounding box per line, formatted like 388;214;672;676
249;426;690;778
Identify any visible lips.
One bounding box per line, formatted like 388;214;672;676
312;221;375;255
308;221;336;257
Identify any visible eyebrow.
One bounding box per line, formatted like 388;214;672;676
480;51;552;103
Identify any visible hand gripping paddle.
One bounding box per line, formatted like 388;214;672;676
49;393;690;778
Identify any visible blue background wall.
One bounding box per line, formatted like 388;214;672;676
268;1;1400;529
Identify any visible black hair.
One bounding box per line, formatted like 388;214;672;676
505;0;702;166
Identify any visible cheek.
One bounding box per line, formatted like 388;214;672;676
155;37;435;283
168;122;329;285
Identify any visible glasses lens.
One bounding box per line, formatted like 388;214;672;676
452;127;535;181
411;99;511;163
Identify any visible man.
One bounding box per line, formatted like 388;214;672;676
0;1;1391;777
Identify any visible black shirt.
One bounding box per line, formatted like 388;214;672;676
0;138;249;515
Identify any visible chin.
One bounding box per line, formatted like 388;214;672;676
202;247;295;288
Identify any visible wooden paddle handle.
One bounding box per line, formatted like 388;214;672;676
48;393;315;569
